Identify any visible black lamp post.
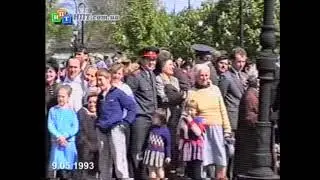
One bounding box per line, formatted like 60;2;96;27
78;2;86;45
71;29;79;54
236;0;280;179
239;0;244;47
72;0;79;55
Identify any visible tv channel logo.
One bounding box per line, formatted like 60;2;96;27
51;8;120;25
51;8;73;25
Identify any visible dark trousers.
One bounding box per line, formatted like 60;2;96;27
124;124;134;178
186;160;202;180
78;148;99;180
97;129;112;180
167;106;182;170
129;115;152;179
56;170;73;180
46;132;55;179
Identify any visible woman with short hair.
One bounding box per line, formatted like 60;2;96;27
83;65;99;104
155;56;184;173
187;64;231;180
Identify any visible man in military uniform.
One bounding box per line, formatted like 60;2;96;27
125;47;159;179
191;44;219;85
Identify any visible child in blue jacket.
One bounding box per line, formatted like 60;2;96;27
96;68;137;179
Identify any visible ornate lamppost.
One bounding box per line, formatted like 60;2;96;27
70;29;79;54
78;2;86;45
236;0;280;179
239;0;244;47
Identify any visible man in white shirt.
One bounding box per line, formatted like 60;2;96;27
63;58;87;112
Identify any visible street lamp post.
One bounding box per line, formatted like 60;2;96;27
236;0;280;179
78;2;86;45
72;0;79;55
71;29;79;54
239;0;244;47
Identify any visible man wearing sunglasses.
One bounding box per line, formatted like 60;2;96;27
125;46;159;179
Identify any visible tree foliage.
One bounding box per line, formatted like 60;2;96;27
47;0;280;58
112;0;280;59
112;0;174;56
46;0;72;44
210;0;280;57
84;0;127;49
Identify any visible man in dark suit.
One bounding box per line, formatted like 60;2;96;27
219;47;248;179
219;47;248;131
125;47;159;179
215;54;230;85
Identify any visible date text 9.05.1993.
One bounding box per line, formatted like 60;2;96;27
52;162;94;170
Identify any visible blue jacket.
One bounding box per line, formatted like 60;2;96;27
97;86;137;129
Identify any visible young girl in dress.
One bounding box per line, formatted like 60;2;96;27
138;110;172;179
178;100;206;180
48;85;79;180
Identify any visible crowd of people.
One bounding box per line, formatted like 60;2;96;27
45;44;280;180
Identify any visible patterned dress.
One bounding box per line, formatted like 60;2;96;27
143;126;171;168
179;116;206;162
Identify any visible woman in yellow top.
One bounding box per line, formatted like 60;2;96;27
187;64;231;180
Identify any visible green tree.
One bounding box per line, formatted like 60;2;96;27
46;0;72;45
112;0;173;56
170;0;280;58
168;3;216;58
210;0;280;57
111;0;280;59
84;0;127;50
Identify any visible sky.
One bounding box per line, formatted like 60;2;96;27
57;0;209;14
163;0;207;13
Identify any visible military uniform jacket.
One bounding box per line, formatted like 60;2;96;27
126;69;158;118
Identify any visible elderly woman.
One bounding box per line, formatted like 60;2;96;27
234;76;259;177
187;64;231;180
155;56;184;172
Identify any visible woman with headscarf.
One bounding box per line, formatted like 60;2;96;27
186;64;231;180
234;76;259;177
